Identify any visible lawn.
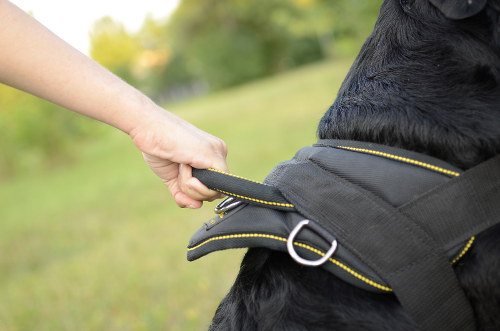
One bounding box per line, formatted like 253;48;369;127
0;59;351;330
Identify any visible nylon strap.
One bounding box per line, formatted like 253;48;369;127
268;161;476;331
400;154;500;250
192;168;294;210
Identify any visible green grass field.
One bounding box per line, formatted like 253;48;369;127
0;59;351;330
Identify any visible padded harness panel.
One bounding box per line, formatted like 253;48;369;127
188;140;500;331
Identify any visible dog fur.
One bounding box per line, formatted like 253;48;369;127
209;1;500;330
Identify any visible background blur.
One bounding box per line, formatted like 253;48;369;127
0;0;382;329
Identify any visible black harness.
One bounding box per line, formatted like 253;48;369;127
188;140;500;331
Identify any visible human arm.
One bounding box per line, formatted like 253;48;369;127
0;0;227;208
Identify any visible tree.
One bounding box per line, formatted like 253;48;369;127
87;0;383;93
90;17;142;85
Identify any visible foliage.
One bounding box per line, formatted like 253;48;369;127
0;84;102;178
90;17;143;85
166;0;324;90
164;0;382;91
89;0;383;95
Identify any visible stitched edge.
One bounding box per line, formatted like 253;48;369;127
451;236;475;264
188;233;393;292
335;146;460;177
207;168;272;186
188;233;287;251
292;242;393;292
189;233;476;292
213;188;295;208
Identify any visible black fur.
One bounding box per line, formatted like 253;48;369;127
210;1;500;330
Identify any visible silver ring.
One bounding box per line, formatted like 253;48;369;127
214;197;242;214
287;220;338;267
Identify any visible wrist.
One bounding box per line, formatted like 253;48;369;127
127;101;179;157
114;88;163;135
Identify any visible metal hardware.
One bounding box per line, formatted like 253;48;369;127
214;197;242;214
287;219;338;267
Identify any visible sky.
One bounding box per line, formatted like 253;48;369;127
10;0;180;55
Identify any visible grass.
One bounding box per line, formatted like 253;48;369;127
0;59;352;330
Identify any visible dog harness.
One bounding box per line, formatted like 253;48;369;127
188;140;500;331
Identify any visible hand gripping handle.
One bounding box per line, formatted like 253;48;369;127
192;168;295;211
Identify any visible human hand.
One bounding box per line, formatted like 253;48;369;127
130;107;228;208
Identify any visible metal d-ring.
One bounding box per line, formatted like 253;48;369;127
287;219;338;267
214;197;242;214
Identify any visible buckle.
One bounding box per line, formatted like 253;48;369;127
287;220;338;267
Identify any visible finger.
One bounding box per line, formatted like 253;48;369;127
209;149;230;174
179;164;223;201
166;177;203;209
210;161;230;174
189;138;229;173
173;191;203;209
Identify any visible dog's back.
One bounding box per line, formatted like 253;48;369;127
210;1;500;330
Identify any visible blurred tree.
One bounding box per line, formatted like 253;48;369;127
133;16;176;97
0;84;99;178
90;17;142;85
86;0;382;95
162;0;382;91
165;0;323;90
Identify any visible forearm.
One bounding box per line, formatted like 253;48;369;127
0;0;154;134
0;0;229;207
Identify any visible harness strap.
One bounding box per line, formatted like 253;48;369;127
270;161;476;331
192;168;294;210
400;154;500;250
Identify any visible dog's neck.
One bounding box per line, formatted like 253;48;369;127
318;0;500;170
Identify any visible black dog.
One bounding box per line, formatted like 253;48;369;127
209;1;500;330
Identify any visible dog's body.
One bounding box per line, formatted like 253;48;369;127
209;1;500;330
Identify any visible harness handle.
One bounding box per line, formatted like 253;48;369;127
192;168;296;211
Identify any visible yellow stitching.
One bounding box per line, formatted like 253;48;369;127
189;233;476;292
187;233;287;251
205;168;294;207
328;257;392;291
207;168;272;186
451;236;475;264
336;146;460;177
292;242;393;291
214;188;295;208
188;233;392;291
